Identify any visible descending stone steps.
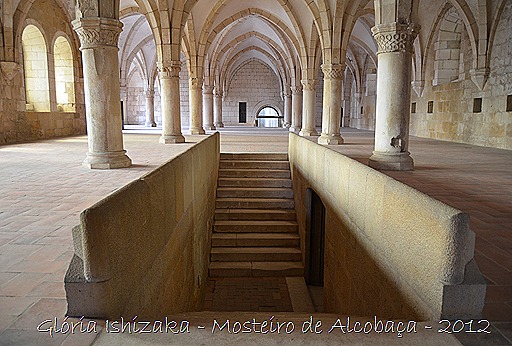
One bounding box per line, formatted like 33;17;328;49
219;168;291;178
209;153;303;277
214;208;297;221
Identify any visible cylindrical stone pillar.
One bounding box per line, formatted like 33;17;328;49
283;91;292;128
213;89;224;128
369;23;418;171
202;85;215;130
72;18;131;169
289;86;302;133
189;77;205;135
299;79;318;136
144;88;156;127
158;61;185;143
318;63;344;145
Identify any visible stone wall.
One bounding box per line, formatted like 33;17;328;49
65;133;220;319
289;133;485;320
223;60;283;125
0;0;86;145
410;2;512;150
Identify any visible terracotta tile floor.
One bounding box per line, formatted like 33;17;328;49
0;126;510;345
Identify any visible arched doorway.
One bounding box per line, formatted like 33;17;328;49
306;188;325;312
256;106;283;128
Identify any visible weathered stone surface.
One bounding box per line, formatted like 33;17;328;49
65;133;220;319
289;133;486;320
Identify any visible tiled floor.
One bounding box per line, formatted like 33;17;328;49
0;126;511;345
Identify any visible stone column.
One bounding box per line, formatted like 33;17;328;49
213;89;224;128
144;88;156;127
318;63;344;145
202;85;215;130
189;77;205;135
369;23;418;171
158;61;185;143
299;79;318;136
72;18;131;169
283;91;292;128
289;86;302;133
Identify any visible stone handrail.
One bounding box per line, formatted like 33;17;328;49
65;133;220;319
289;133;485;320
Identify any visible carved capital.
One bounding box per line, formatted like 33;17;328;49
144;88;154;98
214;89;223;98
203;85;214;94
301;79;317;91
290;86;302;94
282;91;291;98
321;63;345;80
189;77;203;90
72;18;122;50
372;22;419;54
0;62;21;81
157;61;181;79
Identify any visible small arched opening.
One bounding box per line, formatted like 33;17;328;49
54;36;75;112
22;24;50;112
256;106;283;128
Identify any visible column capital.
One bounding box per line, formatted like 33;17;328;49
321;63;345;80
157;60;181;79
72;17;122;50
203;85;214;94
371;22;419;54
282;91;291;98
144;88;154;98
189;77;203;91
214;90;223;98
290;85;302;94
300;79;317;91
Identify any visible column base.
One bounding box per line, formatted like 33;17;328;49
299;129;318;136
83;150;132;170
368;151;414;171
204;125;216;131
145;121;157;127
318;134;344;145
188;128;206;135
214;122;224;128
159;134;185;144
289;126;301;133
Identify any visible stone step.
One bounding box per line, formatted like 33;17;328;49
219;168;291;179
214;209;297;221
212;233;300;247
216;198;295;210
214;220;298;233
218;177;292;188
217;187;294;199
209;261;303;277
220;153;288;161
219;160;289;170
210;247;302;262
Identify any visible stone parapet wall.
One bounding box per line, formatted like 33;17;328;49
289;133;486;320
65;133;220;319
0;110;86;144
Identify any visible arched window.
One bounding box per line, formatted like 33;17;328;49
54;36;75;112
433;8;464;86
257;106;281;128
22;24;50;112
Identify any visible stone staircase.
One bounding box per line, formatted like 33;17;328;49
209;153;304;277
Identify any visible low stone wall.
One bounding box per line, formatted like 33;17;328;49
289;133;485;320
65;133;220;319
0;111;86;144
